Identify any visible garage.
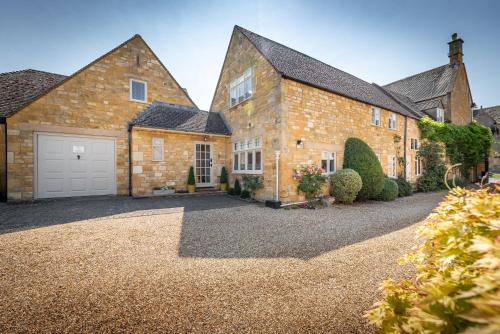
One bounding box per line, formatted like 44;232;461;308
36;134;116;199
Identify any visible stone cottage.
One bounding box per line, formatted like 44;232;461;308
0;27;474;203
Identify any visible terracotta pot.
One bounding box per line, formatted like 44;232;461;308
220;183;227;192
187;185;196;193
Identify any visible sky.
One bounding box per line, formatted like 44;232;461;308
1;0;499;110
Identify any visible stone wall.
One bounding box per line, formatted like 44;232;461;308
6;36;194;200
280;79;422;203
0;124;6;201
450;64;472;125
131;128;229;196
210;29;283;201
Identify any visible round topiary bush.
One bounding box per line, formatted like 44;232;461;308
396;176;413;197
343;138;385;200
379;178;399;201
330;169;363;204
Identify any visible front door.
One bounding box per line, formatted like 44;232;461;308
194;143;213;187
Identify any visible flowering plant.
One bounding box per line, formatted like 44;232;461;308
293;164;327;204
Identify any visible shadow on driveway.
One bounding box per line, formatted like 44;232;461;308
0;194;248;235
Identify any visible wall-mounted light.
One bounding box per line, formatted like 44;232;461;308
204;136;208;141
296;138;305;148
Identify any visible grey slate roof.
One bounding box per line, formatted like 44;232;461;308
131;101;231;135
0;69;67;117
383;64;459;103
474;105;500;126
373;85;425;118
235;26;418;119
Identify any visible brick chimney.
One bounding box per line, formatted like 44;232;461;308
448;33;464;64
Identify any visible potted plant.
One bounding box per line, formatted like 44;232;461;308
219;166;228;191
187;166;196;193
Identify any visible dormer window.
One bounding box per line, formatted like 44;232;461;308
130;79;147;103
371;107;381;126
229;68;253;107
436;108;444;122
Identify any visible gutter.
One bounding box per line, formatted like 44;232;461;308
132;125;231;138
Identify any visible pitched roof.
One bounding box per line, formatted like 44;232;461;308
235;26;418;119
474;105;500;125
383;64;459;103
373;84;425;118
0;69;67;117
130;101;231;135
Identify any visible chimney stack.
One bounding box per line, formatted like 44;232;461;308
448;33;464;64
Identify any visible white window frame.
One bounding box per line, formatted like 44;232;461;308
232;137;262;174
129;78;147;103
415;155;422;176
152;138;164;161
410;138;419;151
388;155;397;178
321;152;336;174
436;108;444;122
371;107;381;126
389;113;397;129
229;68;253;107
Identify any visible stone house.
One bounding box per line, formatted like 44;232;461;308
210;26;473;203
474;106;500;175
0;27;474;203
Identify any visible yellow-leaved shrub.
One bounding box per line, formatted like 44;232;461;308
366;187;499;333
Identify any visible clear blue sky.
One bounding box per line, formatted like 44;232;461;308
1;0;498;109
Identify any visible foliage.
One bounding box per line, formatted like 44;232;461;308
330;169;363;204
366;187;500;334
234;178;242;195
343;137;385;200
417;142;447;192
379;178;399;201
220;166;228;184
447;176;469;189
293;164;328;203
242;175;263;199
419;117;493;177
396;177;413;197
227;187;235;196
240;189;251;199
187;166;195;185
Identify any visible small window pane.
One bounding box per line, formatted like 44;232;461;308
329;159;335;173
247;151;253;170
255;151;261;170
234;153;239;170
321;159;327;171
239;152;246;170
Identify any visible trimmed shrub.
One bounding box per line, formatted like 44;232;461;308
234;179;242;195
227;187;235;195
242;175;263;199
395;176;413;197
343;138;385;200
220;166;228;184
330;169;363;204
240;190;250;199
447;176;468;188
366;188;500;333
187;166;195;185
293;165;328;204
379;178;398;201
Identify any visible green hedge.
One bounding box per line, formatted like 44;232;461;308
395;177;413;197
379;178;398;201
330;169;363;204
343;138;385;200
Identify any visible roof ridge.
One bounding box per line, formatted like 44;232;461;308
383;63;451;87
0;68;66;77
152;100;206;113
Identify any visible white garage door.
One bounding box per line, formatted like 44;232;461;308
37;134;116;199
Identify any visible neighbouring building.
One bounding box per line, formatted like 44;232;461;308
0;27;475;203
474;106;500;175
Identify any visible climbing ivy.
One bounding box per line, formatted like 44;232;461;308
418;117;493;177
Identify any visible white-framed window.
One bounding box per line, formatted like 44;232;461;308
410;138;419;150
388;155;397;178
129;79;147;102
152;138;164;161
233;137;262;173
389;113;397;129
321;152;336;174
415;156;422;176
436;108;445;122
371;107;381;126
230;68;253;107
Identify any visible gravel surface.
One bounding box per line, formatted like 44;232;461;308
0;192;445;333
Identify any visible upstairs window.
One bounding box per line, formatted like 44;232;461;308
371;107;381;126
389;113;397;129
230;68;253;107
152;138;164;161
321;152;336;174
410;138;419;150
130;79;147;102
436;108;445;122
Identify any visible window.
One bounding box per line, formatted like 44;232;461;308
415;156;422;176
388;155;397;178
129;79;147;102
321;152;336;174
371;107;381;126
436;108;444;122
230;68;253;107
152;138;164;161
233;137;262;173
389;113;397;129
410;138;419;150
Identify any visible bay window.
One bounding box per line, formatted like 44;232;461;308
233;137;262;173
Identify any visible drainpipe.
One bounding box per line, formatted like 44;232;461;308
0;117;6;202
274;150;280;201
128;124;133;197
403;116;408;180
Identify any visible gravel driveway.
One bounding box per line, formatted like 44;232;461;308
0;192;445;333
